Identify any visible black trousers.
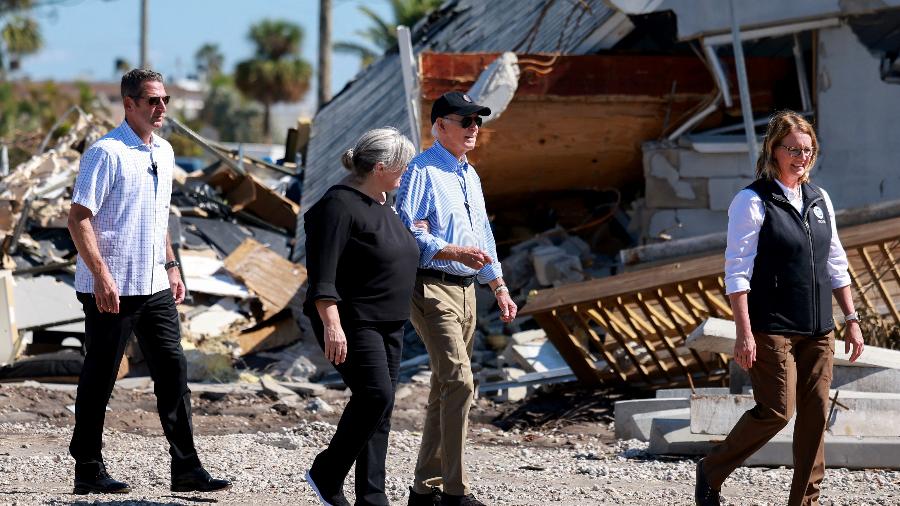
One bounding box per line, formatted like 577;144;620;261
310;318;404;506
70;289;201;473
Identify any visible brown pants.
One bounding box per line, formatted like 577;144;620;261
704;332;834;506
409;277;477;496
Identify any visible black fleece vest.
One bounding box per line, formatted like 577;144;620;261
746;179;834;336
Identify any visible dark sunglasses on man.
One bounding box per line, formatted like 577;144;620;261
131;95;171;106
443;115;483;128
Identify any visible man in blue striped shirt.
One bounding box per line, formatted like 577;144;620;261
397;91;517;506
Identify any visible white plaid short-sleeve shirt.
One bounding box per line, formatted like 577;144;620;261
72;120;173;296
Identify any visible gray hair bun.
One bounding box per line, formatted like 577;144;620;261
341;149;355;171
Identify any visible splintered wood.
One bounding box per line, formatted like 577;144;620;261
521;217;900;388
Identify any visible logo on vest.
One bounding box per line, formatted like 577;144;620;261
813;206;826;223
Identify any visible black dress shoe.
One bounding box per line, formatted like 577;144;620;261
695;458;721;506
171;467;232;492
306;469;350;506
73;462;131;495
441;492;486;506
408;485;442;505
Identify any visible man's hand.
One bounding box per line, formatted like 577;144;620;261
324;323;348;365
844;321;864;362
93;270;120;314
168;267;186;304
455;246;492;270
496;291;517;323
733;327;757;370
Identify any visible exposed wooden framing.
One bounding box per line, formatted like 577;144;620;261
860;246;900;325
521;216;900;390
532;311;601;385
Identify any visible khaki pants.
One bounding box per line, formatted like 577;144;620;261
704;332;834;506
409;276;477;496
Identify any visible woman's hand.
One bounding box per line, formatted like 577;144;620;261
844;321;864;363
734;327;757;370
315;300;347;365
324;323;348;365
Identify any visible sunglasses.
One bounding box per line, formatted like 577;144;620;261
443;116;482;128
131;95;171;106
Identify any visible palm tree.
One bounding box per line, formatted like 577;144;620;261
235;19;312;139
335;0;442;67
0;0;41;75
195;42;224;82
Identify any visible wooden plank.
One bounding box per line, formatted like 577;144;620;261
859;246;900;325
223;239;307;322
532;311;601;386
614;298;672;380
847;262;879;316
636;293;692;379
592;304;652;383
570;306;628;382
656;290;712;374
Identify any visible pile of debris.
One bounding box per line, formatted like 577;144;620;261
0;108;330;388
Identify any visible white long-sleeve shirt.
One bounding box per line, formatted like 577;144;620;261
723;179;851;295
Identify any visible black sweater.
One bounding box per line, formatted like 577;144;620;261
303;185;419;322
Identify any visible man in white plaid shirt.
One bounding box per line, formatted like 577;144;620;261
66;69;230;495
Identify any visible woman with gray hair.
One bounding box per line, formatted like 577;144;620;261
303;127;419;506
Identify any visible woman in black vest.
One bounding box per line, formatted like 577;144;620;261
303;127;420;506
694;111;865;506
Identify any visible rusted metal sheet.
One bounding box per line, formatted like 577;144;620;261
521;216;900;388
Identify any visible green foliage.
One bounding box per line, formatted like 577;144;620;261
335;0;442;67
199;77;265;144
0;0;40;74
195;43;224;81
234;19;312;138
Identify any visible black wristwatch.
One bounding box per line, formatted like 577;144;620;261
165;260;180;271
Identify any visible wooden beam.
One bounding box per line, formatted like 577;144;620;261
533;311;602;386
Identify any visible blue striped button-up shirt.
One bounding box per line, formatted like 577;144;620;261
72;120;173;296
396;140;502;284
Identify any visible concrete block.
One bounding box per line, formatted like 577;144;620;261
614;398;689;440
707;178;754;211
688;317;900;369
645;176;709;209
648;417;900;469
678;150;754;178
691;392;900;437
646;209;728;241
629;408;689;442
531;245;583;287
656;387;730;398
730;360;900;394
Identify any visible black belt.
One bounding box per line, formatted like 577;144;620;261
417;268;476;287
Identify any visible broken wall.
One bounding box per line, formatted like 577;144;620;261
816;23;900;208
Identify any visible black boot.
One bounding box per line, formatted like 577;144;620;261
73;462;130;495
408;485;442;505
695;458;721;506
171;467;232;492
441;491;486;506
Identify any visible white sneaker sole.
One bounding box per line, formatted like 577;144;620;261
306;469;333;506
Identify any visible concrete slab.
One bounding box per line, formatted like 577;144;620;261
614;398;689;440
690;392;900;437
629;408;689;442
729;360;900;394
678;150;753;179
647;209;728;241
656;387;730;398
688;318;900;369
648;416;900;469
707;177;754;211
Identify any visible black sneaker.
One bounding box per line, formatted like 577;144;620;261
306;469;350;506
441;492;486;506
695;459;721;506
171;467;232;492
408;485;442;505
73;462;130;495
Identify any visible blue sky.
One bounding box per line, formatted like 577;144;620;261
19;0;392;98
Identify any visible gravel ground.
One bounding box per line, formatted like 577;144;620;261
1;383;899;505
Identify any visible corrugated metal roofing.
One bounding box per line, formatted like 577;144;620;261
294;0;620;261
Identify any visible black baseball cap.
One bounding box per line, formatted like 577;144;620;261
430;91;491;124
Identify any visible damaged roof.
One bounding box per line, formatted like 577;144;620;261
294;0;621;260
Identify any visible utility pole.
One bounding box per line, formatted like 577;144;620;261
317;0;332;110
139;0;149;69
